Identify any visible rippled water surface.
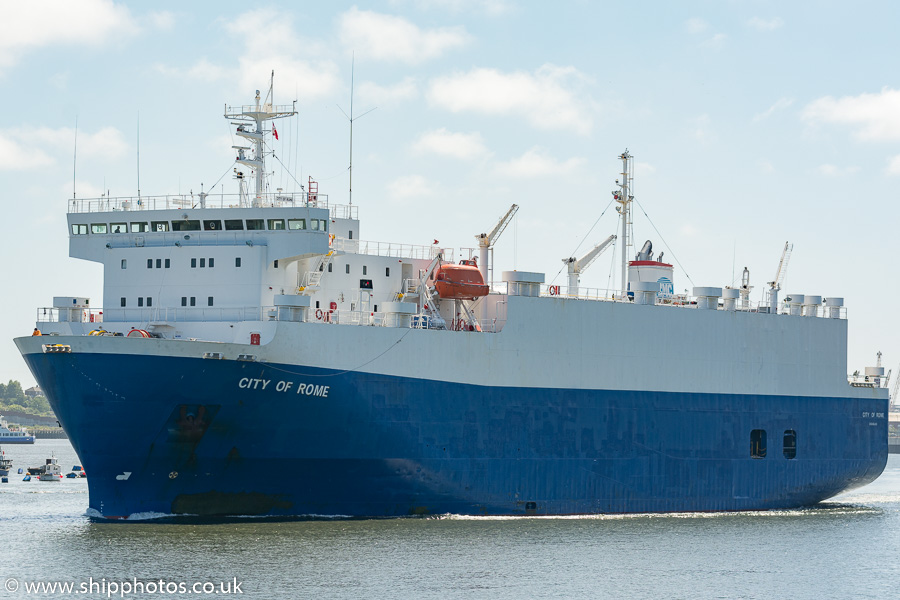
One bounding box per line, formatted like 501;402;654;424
2;439;899;599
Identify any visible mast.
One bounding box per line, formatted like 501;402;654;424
613;149;634;296
224;71;296;207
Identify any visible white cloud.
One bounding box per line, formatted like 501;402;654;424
685;18;708;34
0;126;127;171
753;98;794;121
427;65;593;134
802;88;900;141
63;180;104;199
758;159;776;174
701;33;727;48
886;155;900;176
391;0;513;16
0;133;54;170
690;114;716;144
413;128;489;160
338;7;470;64
227;9;340;98
494;147;586;178
817;164;860;177
387;175;436;201
156;9;340;101
635;162;656;175
358;77;418;105
748;17;784;31
0;0;138;72
148;11;175;30
154;58;230;83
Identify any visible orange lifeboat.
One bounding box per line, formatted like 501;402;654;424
434;259;489;300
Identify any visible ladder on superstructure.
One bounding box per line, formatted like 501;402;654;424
300;251;337;293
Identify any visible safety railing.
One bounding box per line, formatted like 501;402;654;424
67;193;357;220
332;239;449;261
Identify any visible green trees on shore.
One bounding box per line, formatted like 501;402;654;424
0;380;53;417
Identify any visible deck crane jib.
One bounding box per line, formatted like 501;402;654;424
766;241;793;312
475;204;519;286
562;234;616;298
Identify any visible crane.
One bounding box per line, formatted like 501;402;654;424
562;234;616;297
766;241;792;312
475;204;519;285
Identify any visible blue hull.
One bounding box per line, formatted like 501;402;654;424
23;351;888;518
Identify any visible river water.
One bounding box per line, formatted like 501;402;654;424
2;439;899;599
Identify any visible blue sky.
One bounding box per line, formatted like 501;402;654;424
2;0;899;387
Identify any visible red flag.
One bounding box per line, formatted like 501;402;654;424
272;124;279;140
433;239;439;245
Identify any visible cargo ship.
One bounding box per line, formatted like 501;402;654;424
14;81;888;519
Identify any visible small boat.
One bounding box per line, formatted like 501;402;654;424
26;467;42;475
22;475;30;482
1;477;7;483
65;472;78;478
72;465;83;471
0;447;12;477
434;259;489;300
38;454;62;481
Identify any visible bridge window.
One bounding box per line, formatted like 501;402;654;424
130;222;149;233
209;258;214;268
91;223;108;234
310;219;319;231
783;430;797;459
151;221;169;232
190;297;196;307
750;429;767;459
235;257;241;267
181;297;187;307
172;220;200;231
71;224;88;235
246;219;264;230
147;259;153;269
156;259;161;269
345;264;350;274
224;219;244;230
328;263;333;272
191;258;197;268
111;223;126;234
120;298;126;307
288;219;306;230
320;220;328;232
208;296;214;306
267;219;285;230
363;265;367;275
273;260;279;269
121;259;127;269
349;230;353;240
203;220;222;231
147;297;152;307
386;267;390;277
165;259;170;268
200;258;206;268
138;297;144;307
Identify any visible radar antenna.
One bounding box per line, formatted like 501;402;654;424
224;71;296;207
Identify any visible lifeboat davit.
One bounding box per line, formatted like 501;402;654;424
434;259;489;300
